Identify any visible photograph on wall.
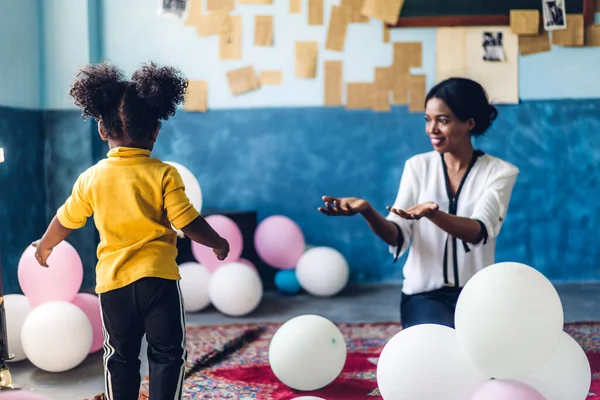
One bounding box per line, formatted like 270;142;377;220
158;0;188;18
482;32;505;62
542;0;567;30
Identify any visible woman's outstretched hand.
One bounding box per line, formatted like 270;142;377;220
318;196;370;216
387;202;439;220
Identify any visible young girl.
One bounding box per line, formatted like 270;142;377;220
32;62;229;400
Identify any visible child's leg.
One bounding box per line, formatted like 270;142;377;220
99;285;145;400
138;278;187;400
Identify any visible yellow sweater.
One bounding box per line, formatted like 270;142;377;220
56;147;200;293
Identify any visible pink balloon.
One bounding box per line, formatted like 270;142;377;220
18;241;83;306
0;391;51;400
471;379;546;400
238;258;257;272
71;293;103;354
191;215;243;272
254;215;305;269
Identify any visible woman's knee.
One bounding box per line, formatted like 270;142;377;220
400;294;455;328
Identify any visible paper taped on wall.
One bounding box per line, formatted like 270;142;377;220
519;31;551;55
296;42;319;78
159;0;188;17
184;80;208;112
552;14;584;46
326;6;350;51
227;66;260;95
436;27;519;104
220;15;242;59
255;15;274;46
324;61;343;106
373;67;392;112
346;83;374;109
542;0;567;31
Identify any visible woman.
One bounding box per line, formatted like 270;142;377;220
319;78;519;329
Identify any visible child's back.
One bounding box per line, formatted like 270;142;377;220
60;146;199;293
33;62;229;400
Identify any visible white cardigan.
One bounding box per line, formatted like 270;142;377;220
386;150;519;295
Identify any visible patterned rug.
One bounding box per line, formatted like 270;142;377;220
132;322;600;400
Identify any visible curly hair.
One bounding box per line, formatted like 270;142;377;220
69;61;188;141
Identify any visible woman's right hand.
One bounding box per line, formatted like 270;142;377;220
318;196;370;216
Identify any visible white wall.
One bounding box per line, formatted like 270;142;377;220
101;0;434;109
0;0;42;109
42;0;91;109
1;0;598;110
99;0;600;109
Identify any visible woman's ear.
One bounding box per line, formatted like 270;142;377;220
467;117;476;133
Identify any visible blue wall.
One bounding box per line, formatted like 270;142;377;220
43;111;98;290
116;99;600;284
1;0;600;294
1;99;600;293
0;107;46;293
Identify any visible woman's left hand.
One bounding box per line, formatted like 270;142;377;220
387;202;439;220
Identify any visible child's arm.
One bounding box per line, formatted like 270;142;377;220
33;173;92;268
181;217;230;260
32;217;74;267
164;166;229;260
32;170;92;267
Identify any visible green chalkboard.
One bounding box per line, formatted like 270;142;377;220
390;0;593;27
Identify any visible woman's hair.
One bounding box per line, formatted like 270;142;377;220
425;77;498;136
69;62;188;141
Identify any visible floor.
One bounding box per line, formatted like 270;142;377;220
5;282;600;400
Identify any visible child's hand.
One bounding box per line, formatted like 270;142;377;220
213;238;230;261
31;240;52;268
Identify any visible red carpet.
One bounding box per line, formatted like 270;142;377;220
133;322;600;399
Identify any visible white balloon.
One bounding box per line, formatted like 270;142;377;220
292;397;326;400
165;161;203;236
520;331;591;400
178;262;211;313
4;294;34;362
296;247;349;297
455;262;564;379
269;315;347;391
208;262;263;317
21;301;93;372
377;324;488;400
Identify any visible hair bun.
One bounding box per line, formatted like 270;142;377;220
131;62;187;121
69;63;125;119
488;104;498;122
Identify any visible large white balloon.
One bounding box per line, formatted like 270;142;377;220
21;301;93;372
208;262;263;317
165;161;203;236
377;324;488;400
455;262;564;379
296;247;349;297
292;397;326;400
520;331;591;400
4;294;34;362
269;315;347;391
178;262;211;313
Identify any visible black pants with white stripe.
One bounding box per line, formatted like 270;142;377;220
99;277;187;400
